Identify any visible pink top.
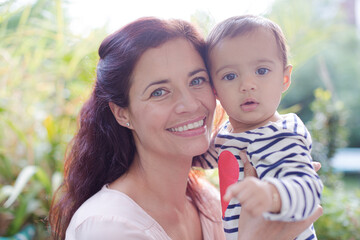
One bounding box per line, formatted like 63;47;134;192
65;177;225;240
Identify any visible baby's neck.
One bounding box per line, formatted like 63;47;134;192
229;112;282;133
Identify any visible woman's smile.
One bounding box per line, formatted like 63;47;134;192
168;117;206;133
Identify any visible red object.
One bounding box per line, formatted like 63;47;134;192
218;150;239;218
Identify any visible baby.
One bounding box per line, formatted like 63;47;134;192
199;15;323;240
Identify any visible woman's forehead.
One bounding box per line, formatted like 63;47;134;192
130;38;205;87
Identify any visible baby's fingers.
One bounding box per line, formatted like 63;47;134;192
224;182;244;201
239;151;258;178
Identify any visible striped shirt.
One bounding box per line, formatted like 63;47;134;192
199;113;323;240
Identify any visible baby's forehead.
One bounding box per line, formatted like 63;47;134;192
225;27;277;47
210;27;285;66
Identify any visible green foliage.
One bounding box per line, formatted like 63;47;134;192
309;89;348;158
305;88;359;239
0;0;105;238
0;165;55;238
190;10;216;37
314;186;360;240
269;0;360;147
307;88;349;187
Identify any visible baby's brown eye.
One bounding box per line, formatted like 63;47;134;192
256;68;269;75
223;73;237;81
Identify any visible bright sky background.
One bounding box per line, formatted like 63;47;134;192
6;0;360;34
66;0;276;34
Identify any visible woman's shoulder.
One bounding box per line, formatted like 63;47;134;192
65;185;170;240
71;185;152;225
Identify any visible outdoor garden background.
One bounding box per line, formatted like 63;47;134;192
0;0;359;239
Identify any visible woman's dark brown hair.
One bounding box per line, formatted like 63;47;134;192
49;17;206;240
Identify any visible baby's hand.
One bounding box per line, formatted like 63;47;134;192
224;177;278;217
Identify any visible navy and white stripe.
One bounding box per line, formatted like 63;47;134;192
199;113;323;240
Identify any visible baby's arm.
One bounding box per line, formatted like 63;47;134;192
224;151;281;217
224;176;281;217
259;154;323;221
252;135;323;221
230;152;323;240
242;115;323;221
224;150;322;219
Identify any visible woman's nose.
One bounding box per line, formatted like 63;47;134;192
174;90;201;114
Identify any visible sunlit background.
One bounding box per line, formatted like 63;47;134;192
1;0;360;239
67;0;276;34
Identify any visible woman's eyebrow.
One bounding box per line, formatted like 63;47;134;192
188;68;207;77
142;68;207;95
142;79;169;94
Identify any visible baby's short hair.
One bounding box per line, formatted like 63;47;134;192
206;15;289;70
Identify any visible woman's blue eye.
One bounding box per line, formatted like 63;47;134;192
256;68;270;75
151;89;165;97
223;73;237;81
190;77;204;86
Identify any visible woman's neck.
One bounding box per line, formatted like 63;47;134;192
110;151;202;240
111;151;193;207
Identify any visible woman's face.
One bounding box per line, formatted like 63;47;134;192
125;38;216;159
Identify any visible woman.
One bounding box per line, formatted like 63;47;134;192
49;17;322;240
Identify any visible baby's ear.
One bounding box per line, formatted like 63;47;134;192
282;65;292;92
109;102;132;129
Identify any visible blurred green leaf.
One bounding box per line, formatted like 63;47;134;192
51;171;63;194
4;119;28;145
0;154;14;181
6;195;28;235
34;168;52;195
3;166;37;208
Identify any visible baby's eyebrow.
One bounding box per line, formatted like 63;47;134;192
215;64;238;75
253;59;276;65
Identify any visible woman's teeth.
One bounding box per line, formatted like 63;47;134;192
169;119;204;132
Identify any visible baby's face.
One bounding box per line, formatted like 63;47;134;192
209;27;292;132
